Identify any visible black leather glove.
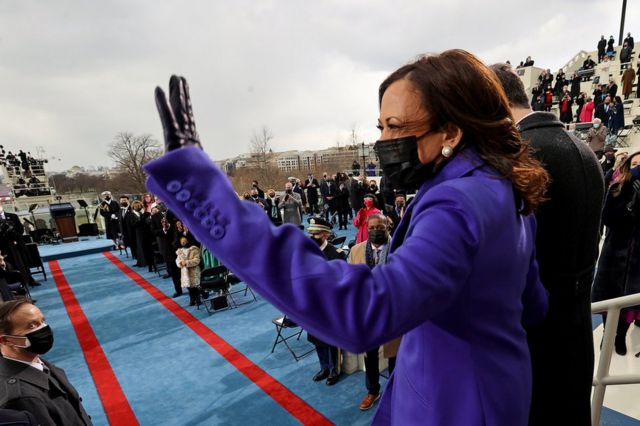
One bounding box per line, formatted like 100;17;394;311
155;75;202;152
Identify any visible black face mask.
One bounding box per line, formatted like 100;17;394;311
374;132;436;192
10;324;54;355
310;236;324;247
120;202;129;207
368;229;388;245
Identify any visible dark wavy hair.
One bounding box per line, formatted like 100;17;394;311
613;151;640;197
379;49;549;214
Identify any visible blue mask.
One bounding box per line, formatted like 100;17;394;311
631;165;640;181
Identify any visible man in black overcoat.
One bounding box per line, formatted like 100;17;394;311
98;191;120;248
492;64;605;426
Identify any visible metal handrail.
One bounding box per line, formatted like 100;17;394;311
591;292;640;425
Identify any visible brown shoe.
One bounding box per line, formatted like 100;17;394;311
359;393;380;411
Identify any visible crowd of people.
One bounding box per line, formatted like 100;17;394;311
0;146;50;198
524;33;639;138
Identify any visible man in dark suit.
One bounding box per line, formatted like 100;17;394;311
98;191;120;248
263;189;282;226
593;96;612;124
320;177;337;222
492;64;605;426
0;300;92;425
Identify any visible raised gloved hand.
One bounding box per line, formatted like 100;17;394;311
155;75;202;152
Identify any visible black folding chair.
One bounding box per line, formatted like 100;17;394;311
199;266;232;314
227;272;257;306
270;315;315;361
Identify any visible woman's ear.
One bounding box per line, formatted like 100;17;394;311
442;123;463;149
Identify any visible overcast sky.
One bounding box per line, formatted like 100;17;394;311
1;0;636;171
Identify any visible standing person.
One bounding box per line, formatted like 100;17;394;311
306;217;345;386
117;195;134;253
304;174;320;214
592;152;640;356
98;191;120;249
559;92;573;124
349;175;365;218
142;193;155;214
251;181;265;199
320;175;337;222
622;66;636;100
158;216;182;297
385;194;406;233
574;92;585;122
347;214;400;411
0;300;93;425
579;96;595;123
264;189;282;226
175;236;201;307
335;175;350;230
281;182;302;227
607;35;615;60
352;195;381;244
598;35;607;62
492;63;605;426
610;96;625;135
148;50;550;424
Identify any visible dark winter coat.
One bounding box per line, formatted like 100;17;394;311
517;111;604;425
98;199;120;240
592;181;640;307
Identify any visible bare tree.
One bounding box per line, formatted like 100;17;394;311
108;132;162;193
250;126;273;168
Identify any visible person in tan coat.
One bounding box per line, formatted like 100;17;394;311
176;236;201;306
586;118;608;159
622;67;636;100
347;214;401;411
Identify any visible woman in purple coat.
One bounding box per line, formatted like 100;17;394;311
145;49;549;425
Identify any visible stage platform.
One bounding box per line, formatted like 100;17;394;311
38;237;115;262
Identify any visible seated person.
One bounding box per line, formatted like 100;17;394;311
0;300;93;425
583;56;596;70
0;253;24;301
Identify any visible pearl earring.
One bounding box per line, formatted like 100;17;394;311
442;145;453;158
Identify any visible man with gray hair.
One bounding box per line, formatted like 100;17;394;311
491;63;604;426
586;118;607;159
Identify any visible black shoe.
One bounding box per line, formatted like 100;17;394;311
172;292;183;298
29;282;41;287
326;374;339;386
162;274;171;279
615;336;627;356
312;370;329;382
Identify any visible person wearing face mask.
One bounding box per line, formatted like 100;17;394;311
353;194;381;244
347;214;400;411
281;182;302;227
305;217;345;386
98;191;120;250
592;152;640;356
117;195;135;256
146;53;550;424
263;189;282;226
586;118;608;159
0;300;92;425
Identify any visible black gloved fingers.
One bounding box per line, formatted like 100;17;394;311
181;76;200;143
169;75;190;135
155;86;182;152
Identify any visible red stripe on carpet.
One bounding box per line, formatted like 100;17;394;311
103;251;332;426
49;260;139;426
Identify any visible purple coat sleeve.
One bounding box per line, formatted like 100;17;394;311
144;148;496;352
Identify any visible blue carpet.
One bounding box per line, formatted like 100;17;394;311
38;237;114;261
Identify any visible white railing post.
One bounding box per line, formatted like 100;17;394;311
590;292;640;425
